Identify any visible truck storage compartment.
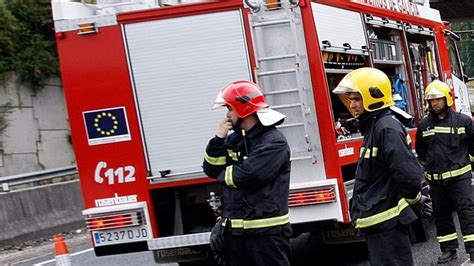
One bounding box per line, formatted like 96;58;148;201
370;39;401;61
151;183;222;237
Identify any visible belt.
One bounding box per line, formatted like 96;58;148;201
426;164;472;181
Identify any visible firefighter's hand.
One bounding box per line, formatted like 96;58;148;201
213;253;226;266
210;220;226;253
412;195;433;218
216;118;232;139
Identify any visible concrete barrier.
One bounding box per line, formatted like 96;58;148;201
0;180;85;247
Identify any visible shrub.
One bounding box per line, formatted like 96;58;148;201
0;0;58;90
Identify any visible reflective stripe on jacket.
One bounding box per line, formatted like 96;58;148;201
416;108;474;181
355;196;422;229
203;123;292;236
230;213;289;229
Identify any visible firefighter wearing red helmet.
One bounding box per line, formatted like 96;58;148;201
203;80;291;266
416;80;474;264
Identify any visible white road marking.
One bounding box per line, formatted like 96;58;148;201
33;248;93;266
462;258;474;265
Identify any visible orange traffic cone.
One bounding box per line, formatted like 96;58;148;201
54;233;71;266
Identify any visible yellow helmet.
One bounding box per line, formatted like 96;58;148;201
333;67;393;112
424;80;453;107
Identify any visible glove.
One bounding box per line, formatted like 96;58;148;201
213;253;226;266
411;195;433;218
210;219;226;253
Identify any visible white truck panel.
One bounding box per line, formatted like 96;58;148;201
312;3;368;54
124;10;251;178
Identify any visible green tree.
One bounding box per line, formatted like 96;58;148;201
451;19;474;78
0;0;58;135
0;1;18;75
0;0;58;89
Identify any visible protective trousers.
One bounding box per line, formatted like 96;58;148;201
224;233;290;266
365;223;414;266
430;173;474;253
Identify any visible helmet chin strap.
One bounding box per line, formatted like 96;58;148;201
234;118;243;132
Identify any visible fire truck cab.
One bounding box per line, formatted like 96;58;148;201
52;0;470;264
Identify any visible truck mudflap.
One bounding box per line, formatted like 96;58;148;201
148;232;211;263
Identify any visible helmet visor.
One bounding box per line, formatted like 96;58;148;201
425;93;445;101
212;90;226;109
333;85;359;94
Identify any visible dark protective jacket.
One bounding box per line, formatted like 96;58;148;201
416;108;474;182
350;109;422;233
203;122;292;236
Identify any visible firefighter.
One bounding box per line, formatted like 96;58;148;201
203;80;292;266
333;67;432;265
415;80;474;264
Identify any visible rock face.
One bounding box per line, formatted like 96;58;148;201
0;73;75;177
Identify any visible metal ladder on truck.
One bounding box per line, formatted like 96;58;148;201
247;0;322;167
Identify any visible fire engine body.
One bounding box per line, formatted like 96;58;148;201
52;0;470;262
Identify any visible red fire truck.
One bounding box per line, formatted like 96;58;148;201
52;0;470;263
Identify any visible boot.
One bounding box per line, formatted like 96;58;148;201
470;252;474;262
437;249;457;264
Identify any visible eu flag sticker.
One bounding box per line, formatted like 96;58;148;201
83;107;131;146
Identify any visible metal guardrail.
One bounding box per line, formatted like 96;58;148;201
0;165;78;192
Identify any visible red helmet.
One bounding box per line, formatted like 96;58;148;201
213;80;268;118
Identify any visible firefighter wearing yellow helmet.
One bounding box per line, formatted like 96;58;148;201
416;80;474;264
424;79;454;107
333;67;394;112
333;67;431;266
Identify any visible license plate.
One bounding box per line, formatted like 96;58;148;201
93;226;150;246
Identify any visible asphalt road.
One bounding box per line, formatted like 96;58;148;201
1;217;473;265
313;217;472;265
412;217;471;265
